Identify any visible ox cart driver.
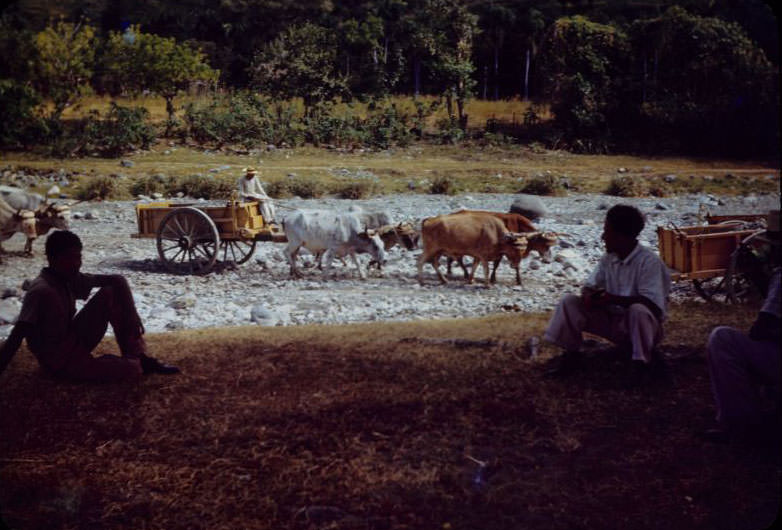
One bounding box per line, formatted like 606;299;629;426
0;230;179;382
237;167;277;224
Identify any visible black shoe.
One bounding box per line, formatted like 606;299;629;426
626;360;660;387
141;357;180;375
544;351;582;377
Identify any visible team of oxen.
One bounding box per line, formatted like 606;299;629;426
0;185;72;258
282;206;558;286
0;183;557;285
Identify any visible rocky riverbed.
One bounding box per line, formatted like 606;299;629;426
1;191;778;339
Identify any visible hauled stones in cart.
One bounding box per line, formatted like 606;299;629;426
132;200;287;274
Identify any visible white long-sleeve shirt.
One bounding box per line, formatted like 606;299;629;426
237;176;269;201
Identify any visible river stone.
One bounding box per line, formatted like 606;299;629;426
509;194;548;220
0;298;21;324
170;295;197;310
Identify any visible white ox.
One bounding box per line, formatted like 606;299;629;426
0;186;71;254
283;210;387;279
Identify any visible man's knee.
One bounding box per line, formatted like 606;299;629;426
707;326;743;364
627;303;654;321
560;293;582;311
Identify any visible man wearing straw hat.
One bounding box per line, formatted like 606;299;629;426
704;209;781;443
237;167;276;224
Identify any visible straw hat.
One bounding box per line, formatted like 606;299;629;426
243;167;258;176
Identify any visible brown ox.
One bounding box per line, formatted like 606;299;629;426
445;210;557;284
368;222;420;270
417;213;530;286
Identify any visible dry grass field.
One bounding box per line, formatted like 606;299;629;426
60;95;545;127
3;142;779;200
1;302;778;530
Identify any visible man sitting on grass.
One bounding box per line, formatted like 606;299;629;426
704;210;780;444
543;204;671;378
0;230;179;382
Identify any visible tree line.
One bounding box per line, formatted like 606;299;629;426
0;0;778;157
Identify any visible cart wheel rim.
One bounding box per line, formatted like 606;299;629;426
220;239;257;264
156;207;219;274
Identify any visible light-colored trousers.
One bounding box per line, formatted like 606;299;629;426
258;200;276;223
41;278;145;382
707;326;780;430
543;293;663;363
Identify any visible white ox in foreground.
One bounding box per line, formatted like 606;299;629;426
0;186;71;254
283;210;387;279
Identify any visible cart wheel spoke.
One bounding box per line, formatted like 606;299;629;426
219;239;257;264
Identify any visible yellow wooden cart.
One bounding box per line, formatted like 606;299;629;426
657;214;766;303
132;200;286;274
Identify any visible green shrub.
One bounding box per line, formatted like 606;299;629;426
430;175;456;195
76;176;122;200
648;181;672;197
0;80;45;148
606;176;649;197
334;180;379;200
436;118;465;144
265;179;292;199
286;175;325;198
365;103;414;149
175;175;234;199
129;175;174;197
84;103;157;157
184;91;277;148
521;175;563;196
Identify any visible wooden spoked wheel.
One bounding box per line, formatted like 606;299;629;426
156;207;219;274
219;239;257;264
692;276;729;303
724;239;765;304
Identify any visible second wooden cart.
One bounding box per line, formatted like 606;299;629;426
657;215;767;303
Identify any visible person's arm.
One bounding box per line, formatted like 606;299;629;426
0;322;32;376
591;291;663;321
749;312;781;341
749;271;781;341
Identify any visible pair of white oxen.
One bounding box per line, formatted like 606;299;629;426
282;208;557;285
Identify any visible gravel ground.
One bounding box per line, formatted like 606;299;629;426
0;191;778;339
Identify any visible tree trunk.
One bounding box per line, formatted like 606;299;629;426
494;45;499;100
483;65;488;100
164;95;176;136
414;57;421;97
524;48;531;100
457;94;468;131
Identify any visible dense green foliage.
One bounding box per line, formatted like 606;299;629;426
84;103;157;157
32;19;96;121
0;80;44;147
102;26;218;133
0;1;778;157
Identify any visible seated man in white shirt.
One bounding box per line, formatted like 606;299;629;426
543;204;671;377
237;167;276;224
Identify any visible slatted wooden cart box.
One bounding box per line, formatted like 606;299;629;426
657;217;764;302
132;201;286;274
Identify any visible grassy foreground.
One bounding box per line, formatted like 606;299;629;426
0;301;778;530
